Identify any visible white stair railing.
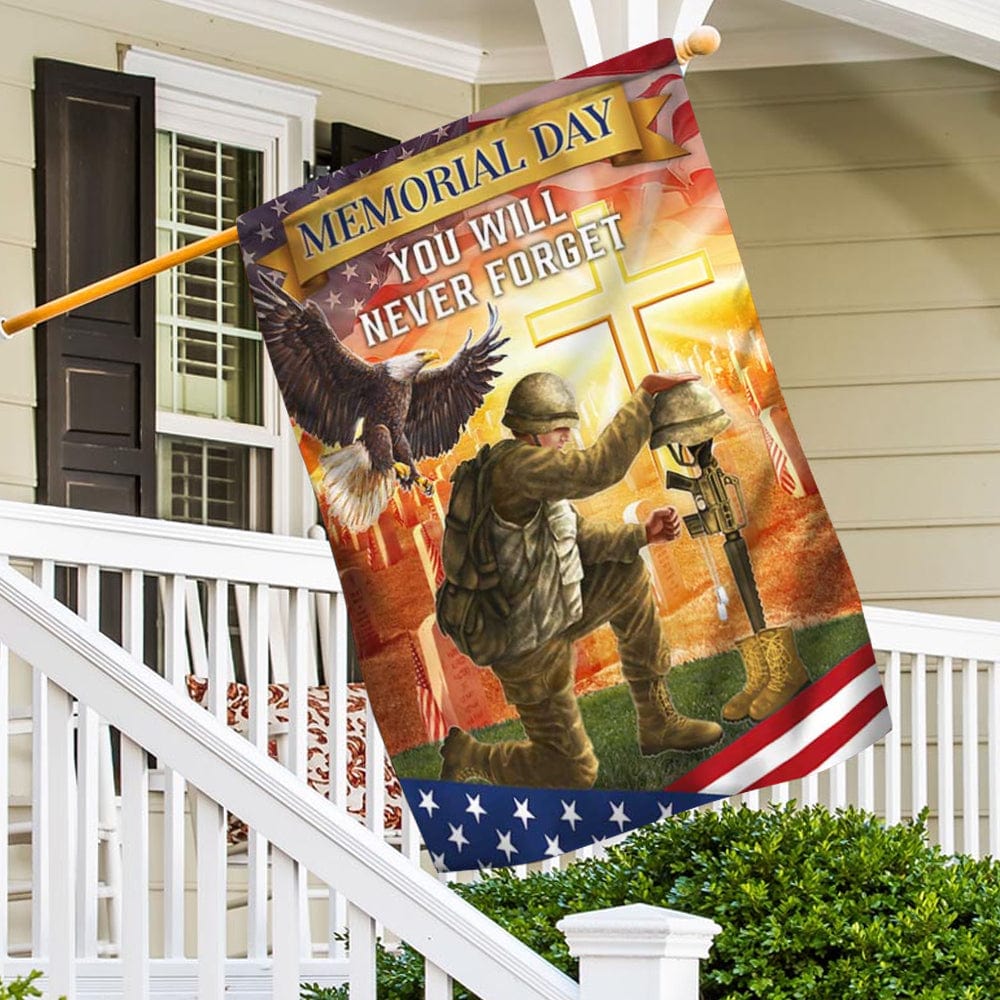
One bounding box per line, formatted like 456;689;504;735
0;560;583;999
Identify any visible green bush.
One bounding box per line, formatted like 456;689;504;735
0;971;55;1000
302;805;1000;999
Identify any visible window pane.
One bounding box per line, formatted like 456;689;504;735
155;131;263;424
158;436;271;532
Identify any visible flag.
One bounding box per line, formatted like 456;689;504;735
238;37;887;872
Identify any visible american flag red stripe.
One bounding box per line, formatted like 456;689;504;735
666;643;886;796
746;686;889;791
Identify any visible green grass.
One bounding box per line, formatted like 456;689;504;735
393;613;869;790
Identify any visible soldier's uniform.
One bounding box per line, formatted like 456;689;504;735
441;373;722;788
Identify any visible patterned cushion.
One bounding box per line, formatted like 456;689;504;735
186;677;403;845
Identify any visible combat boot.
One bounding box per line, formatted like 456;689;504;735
632;678;722;755
723;633;770;721
439;727;493;783
749;626;809;721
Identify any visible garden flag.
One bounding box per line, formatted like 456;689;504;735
238;38;889;871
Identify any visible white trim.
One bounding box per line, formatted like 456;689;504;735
123;47;317;165
156;412;280;451
124;47;317;536
863;603;1000;662
162;0;486;82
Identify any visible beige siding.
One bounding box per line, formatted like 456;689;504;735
683;58;1000;621
0;0;476;505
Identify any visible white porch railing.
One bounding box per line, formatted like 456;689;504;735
0;499;997;995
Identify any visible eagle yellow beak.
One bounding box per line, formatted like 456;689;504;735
424;350;441;364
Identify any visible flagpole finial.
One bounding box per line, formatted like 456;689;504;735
677;26;721;66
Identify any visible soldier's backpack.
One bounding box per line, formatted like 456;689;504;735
435;441;519;666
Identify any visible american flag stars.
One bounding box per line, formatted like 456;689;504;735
401;781;716;872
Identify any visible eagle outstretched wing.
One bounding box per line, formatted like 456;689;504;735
404;303;509;459
251;272;374;446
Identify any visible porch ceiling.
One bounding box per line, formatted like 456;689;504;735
164;0;999;82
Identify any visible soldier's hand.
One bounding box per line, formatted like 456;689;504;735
639;371;700;395
645;506;683;545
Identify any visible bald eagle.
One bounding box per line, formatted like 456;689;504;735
252;273;508;530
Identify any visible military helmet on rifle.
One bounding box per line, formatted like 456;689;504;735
502;372;580;435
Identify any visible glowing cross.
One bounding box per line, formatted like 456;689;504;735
525;201;714;391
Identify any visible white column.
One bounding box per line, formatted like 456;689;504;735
558;904;721;1000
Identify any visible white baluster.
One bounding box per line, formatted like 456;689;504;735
742;788;760;811
198;579;228;998
273;587;308;986
161;574;187;959
801;771;819;807
121;569;150;999
48;678;77;999
829;761;847;810
990;660;1000;858
194;789;226;1000
328;593;349;961
962;659;980;856
76;565;100;959
937;656;955;854
884;650;902;825
0;612;6;960
912;652;928;816
246;582;269;962
857;745;875;813
347;903;377;1000
424;958;452;1000
31;560;54;961
364;695;386;939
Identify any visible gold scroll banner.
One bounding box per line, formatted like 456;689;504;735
277;84;685;283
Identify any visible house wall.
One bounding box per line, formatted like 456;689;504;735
486;57;1000;622
0;0;475;509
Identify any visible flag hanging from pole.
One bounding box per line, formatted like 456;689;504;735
237;38;888;871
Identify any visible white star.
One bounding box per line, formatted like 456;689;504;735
609;801;631;832
478;860;494;875
465;793;487;823
350;298;365;317
242;248;255;265
256;222;273;242
341;262;358;280
313;182;329;199
271;198;288;217
657;801;674;821
544;835;563;858
417;789;438;816
433;125;449;140
358;168;371;178
366;272;380;289
512;797;535;829
560;800;582;831
380;240;397;256
325;290;342;308
496;830;518;862
430;851;447;871
447;823;469;852
396;145;413;160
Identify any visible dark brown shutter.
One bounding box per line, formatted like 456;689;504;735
329;122;398;170
33;59;156;516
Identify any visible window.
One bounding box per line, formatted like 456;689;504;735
123;47;317;535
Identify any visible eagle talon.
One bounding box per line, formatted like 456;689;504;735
393;461;411;480
416;475;434;495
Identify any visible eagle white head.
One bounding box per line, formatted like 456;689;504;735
382;348;441;381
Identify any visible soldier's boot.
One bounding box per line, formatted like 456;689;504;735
630;677;723;755
749;626;809;721
440;727;493;783
439;693;599;790
722;633;770;722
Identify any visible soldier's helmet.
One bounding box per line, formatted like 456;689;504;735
650;381;732;448
502;372;579;435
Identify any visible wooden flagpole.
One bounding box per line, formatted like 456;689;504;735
1;226;238;338
0;28;720;340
